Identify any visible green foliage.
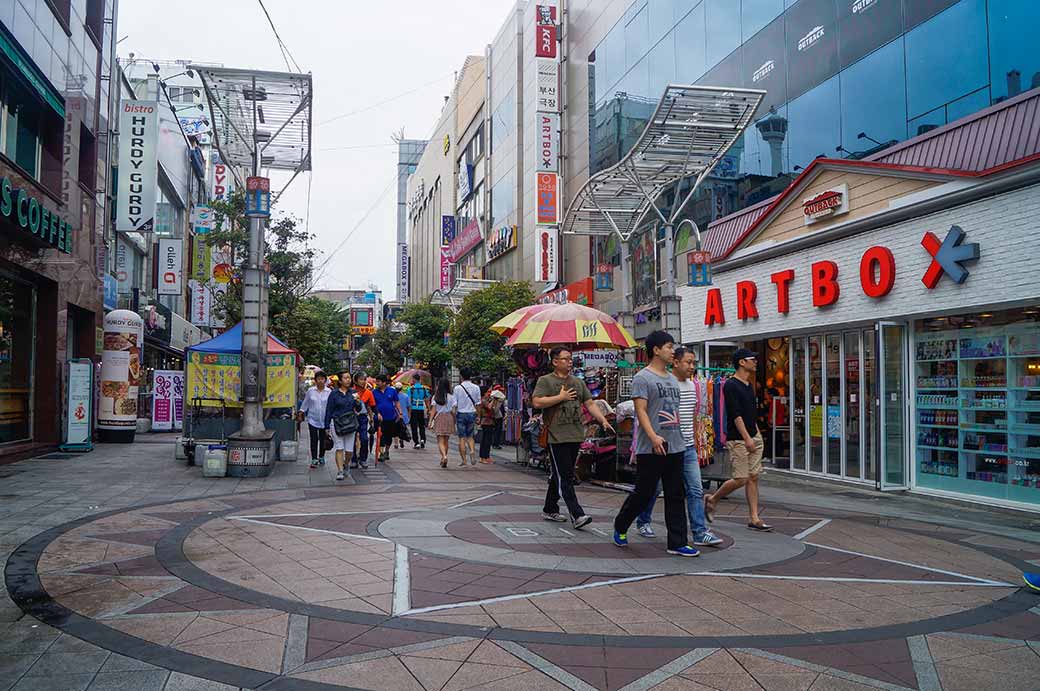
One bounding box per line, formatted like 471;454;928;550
398;299;452;378
354;320;405;376
449;281;535;376
270;296;350;371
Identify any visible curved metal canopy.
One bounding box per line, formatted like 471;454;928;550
561;84;764;240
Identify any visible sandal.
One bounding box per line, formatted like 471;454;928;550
440;459;447;468
704;495;716;523
747;521;773;532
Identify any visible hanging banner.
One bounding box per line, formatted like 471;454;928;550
116;100;159;233
535;227;559;283
537;112;560;173
61;359;94;450
186;351;296;408
99;310;144;432
115;236;133;294
190;236;211;282
535;5;558;58
397;242;409;301
156;238;183;295
537;58;560;111
190;279;211;326
439;250;453;291
210;159;234;231
151;370;184;431
444;219;482;263
441;215;456;246
536;172;560;225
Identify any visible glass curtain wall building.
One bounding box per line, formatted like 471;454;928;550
589;0;1040;240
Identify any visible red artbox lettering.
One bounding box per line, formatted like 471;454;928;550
736;281;759;321
770;269;794;314
704;288;726;326
860;246;896;298
811;261;840;307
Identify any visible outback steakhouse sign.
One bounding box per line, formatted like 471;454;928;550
703;227;980;327
803;190;842;218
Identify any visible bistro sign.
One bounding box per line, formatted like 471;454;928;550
0;177;72;252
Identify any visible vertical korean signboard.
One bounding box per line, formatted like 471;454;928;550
151;370;184;432
116;100;159;233
534;3;561;284
156;239;182;295
440;215;455;291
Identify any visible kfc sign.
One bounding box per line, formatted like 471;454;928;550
703;228;980;327
535;5;557;58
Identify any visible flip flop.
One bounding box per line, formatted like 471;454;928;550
747;522;773;532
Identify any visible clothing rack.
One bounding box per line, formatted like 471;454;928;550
697;366;736;374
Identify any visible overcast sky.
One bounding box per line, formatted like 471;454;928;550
118;0;513;297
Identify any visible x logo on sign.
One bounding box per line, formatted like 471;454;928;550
921;225;980;288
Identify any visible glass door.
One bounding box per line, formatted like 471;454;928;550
809;336;824;473
863;328;877;482
879;322;909;489
844;331;862;480
825;334;842;475
791;337;807;471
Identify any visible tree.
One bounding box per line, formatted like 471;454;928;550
449;281;535;377
398;299;452;378
273;297;350;372
354;321;405;376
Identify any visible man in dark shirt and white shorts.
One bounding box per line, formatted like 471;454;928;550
705;347;772;532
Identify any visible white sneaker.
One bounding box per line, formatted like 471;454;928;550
335;471;345;481
637;524;655;538
693;531;724;547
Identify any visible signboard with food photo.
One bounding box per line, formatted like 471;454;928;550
99;309;144;441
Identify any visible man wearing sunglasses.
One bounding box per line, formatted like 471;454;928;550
705;347;772;532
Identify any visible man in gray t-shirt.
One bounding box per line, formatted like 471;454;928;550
612;331;696;556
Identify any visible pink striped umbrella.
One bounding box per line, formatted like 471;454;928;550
503;303;636;350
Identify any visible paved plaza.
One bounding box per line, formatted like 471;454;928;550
2;438;1040;690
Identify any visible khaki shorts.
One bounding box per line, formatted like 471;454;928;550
726;433;764;479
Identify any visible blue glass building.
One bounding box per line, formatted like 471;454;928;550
589;0;1040;228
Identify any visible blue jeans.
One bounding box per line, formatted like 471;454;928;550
637;445;707;540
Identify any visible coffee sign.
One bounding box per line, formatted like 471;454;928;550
0;177;72;252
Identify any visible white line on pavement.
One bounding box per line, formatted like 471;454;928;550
793;518;832;540
392;544;411;616
558;528;574;536
684;573;1013;587
806;542;1012;585
229;517;391;543
449;491;504;509
229;509;406;519
396;573;665;617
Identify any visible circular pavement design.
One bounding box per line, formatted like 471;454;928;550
5;483;1040;690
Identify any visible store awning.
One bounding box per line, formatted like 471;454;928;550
561;84;763;240
190;65;312;189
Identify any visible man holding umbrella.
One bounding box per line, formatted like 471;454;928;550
533;346;614;529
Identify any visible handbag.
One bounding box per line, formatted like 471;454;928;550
332;392;358;436
538;406;557;449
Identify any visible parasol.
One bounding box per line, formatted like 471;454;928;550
504;303;637;350
489;304;554;336
392;368;432;385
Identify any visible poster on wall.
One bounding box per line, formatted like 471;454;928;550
156;239;183;295
60;359;94;451
151;370;184;432
98;310;144;437
630;229;658;312
535;226;559;283
116;100;159;233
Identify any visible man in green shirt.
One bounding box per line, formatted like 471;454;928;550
533;346;614;529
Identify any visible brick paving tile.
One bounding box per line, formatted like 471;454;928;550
401;655;466;689
935;661;1040;691
84;670;170;690
175;636;284;674
294;655;427;690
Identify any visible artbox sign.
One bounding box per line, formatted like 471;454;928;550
701;226;982;327
116;100;159;233
536;173;560;225
537;112;560;173
156;238;182;295
535;227;559;283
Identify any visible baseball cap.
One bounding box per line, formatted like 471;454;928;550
732;347;757;368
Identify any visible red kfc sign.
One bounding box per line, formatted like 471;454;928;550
535;5;557;58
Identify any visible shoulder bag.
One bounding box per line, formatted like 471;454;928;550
333;392;359;436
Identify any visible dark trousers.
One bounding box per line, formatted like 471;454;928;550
355;418;369;462
493;418;504;446
307;424;328;461
380;418;398;450
479;424;494;459
410;410;427;444
544;442;585;519
614;452;688;550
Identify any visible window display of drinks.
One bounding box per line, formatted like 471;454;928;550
914;325;1040;503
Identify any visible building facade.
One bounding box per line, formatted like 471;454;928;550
0;0;117;457
395;138;425;302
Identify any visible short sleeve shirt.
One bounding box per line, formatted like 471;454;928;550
631;368;685;455
533;374;591;444
408;383;428;410
372;387;399;420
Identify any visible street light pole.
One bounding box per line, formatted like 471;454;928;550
240;75;267;439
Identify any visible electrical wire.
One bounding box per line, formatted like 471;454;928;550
318;143;399;152
317;72;455;126
257;0;302;73
306;174;398;291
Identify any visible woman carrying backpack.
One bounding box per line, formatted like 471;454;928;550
323;370;363;482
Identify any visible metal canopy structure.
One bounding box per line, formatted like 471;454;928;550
561;84;764;241
191;65;312;187
430;279;498;311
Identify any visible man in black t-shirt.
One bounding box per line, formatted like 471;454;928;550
704;348;772;532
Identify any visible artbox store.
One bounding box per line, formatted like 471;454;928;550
678;154;1040;511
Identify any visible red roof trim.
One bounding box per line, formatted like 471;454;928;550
717;152;1040;260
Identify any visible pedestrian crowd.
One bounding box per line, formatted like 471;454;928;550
296;331;771;558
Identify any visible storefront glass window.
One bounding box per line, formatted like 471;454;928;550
792;337;807;471
0;274;34;444
840;38;907;156
826;334;841;475
988;0;1040;102
863;329;876;481
845;332;861;480
915;308;1040;506
905;0;988;119
809;335;823;473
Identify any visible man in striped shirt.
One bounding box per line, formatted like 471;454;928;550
636;346;724;547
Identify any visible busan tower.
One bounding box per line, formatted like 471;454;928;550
755;106;788;177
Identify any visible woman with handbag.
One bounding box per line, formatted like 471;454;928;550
323;370;363;482
428;379;457;468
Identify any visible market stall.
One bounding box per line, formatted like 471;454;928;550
183;323;299;462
